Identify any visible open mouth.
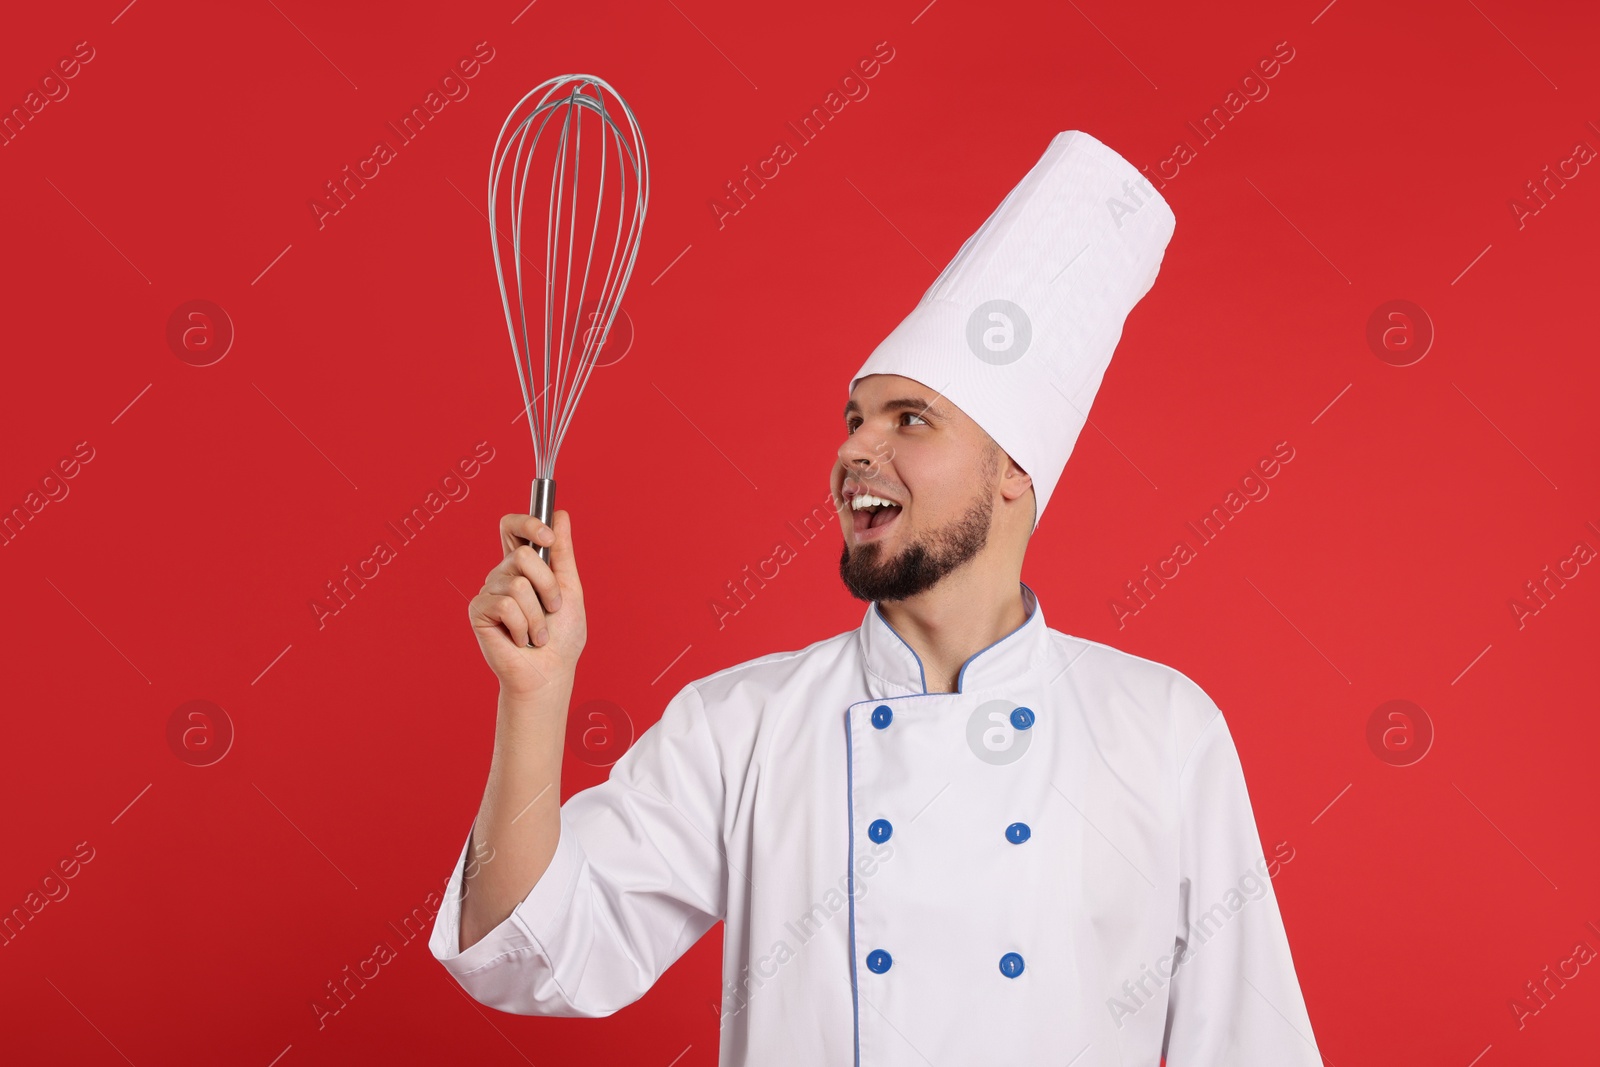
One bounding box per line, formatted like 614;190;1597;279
849;493;902;540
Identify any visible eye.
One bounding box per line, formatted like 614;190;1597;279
901;411;928;427
846;417;861;435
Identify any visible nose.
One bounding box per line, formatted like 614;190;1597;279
838;422;888;474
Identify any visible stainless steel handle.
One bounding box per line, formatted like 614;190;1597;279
529;478;556;563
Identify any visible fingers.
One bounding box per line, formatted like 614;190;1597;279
478;566;551;647
500;512;556;556
508;542;562;614
483;510;578;651
474;592;532;649
484;555;551;646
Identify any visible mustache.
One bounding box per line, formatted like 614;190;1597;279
836;459;902;489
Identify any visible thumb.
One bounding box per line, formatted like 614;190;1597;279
549;509;579;583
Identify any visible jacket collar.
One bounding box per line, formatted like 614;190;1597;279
858;581;1048;697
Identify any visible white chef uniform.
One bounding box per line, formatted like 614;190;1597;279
429;585;1322;1065
431;131;1322;1065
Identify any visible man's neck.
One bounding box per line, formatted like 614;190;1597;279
876;566;1029;694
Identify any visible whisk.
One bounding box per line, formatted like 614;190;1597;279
489;74;649;561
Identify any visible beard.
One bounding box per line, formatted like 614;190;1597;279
838;487;994;603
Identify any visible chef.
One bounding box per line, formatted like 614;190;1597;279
431;130;1323;1065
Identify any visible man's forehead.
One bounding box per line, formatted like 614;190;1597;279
844;375;959;419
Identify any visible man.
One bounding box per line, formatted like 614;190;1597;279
430;131;1323;1065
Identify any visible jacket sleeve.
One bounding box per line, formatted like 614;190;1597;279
428;682;728;1016
1161;701;1322;1065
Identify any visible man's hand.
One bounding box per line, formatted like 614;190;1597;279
469;510;585;698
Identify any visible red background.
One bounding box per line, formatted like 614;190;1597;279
3;0;1597;1063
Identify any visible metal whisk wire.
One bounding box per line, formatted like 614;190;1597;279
489;74;648;557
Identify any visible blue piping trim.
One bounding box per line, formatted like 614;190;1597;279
844;688;968;1060
872;602;927;693
956;580;1038;692
845;708;861;1067
872;580;1039;695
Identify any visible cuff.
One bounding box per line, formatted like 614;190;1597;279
428;811;584;976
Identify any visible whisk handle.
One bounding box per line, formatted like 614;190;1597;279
529;478;557;563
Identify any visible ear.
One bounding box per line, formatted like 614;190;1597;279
998;453;1033;504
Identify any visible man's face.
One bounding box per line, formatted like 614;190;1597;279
832;373;1005;602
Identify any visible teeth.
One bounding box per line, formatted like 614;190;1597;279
851;493;899;511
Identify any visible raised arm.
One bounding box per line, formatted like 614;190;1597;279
430;508;728;1016
456;509;585;951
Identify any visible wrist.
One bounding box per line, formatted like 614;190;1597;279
498;673;574;713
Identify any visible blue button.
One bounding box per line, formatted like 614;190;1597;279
1009;706;1035;730
999;952;1025;978
1005;822;1031;844
871;705;893;729
868;818;893;843
867;948;893;973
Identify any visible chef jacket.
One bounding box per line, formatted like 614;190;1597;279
430;583;1323;1065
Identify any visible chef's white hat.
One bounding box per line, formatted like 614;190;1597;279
849;130;1175;530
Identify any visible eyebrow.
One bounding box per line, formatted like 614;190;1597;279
843;396;947;420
